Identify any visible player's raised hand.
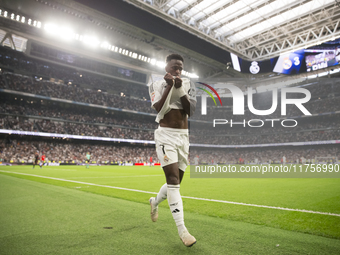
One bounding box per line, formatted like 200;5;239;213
164;73;174;86
174;76;182;88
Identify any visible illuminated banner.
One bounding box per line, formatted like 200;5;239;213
231;38;340;75
1;129;338;148
0;129;155;144
273;50;304;75
305;48;340;72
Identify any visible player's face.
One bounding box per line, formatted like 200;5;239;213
165;59;183;77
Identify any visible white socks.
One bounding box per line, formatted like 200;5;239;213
153;183;187;234
154;183;167;206
167;184;186;234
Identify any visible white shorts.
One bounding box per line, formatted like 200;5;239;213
154;126;189;171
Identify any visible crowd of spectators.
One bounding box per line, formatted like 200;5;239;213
0;46;148;98
190;145;339;164
30;43;148;83
0;116;36;131
1;138;338;164
0;139;157;164
190;129;340;145
0;103;157;129
190;117;340;145
1;46;340;164
1;101;340;145
2;71;340;120
0;72;153;113
1;115;154;141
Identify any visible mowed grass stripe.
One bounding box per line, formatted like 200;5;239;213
0;170;157;194
1;170;339;217
1;166;340;239
1;174;340;254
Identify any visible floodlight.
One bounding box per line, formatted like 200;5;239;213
59;27;75;40
156;61;166;68
44;23;59;35
83;35;100;47
150;59;156;65
100;41;110;49
21;16;25;23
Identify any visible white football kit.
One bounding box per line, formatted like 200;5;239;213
149;78;196;170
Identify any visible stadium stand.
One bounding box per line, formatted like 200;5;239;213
0;40;339;165
0;137;157;165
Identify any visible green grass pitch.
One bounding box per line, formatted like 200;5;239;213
0;165;340;254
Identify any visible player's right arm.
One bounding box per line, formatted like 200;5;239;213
149;73;174;113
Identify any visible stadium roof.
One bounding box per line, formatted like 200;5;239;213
1;0;339;80
121;0;340;61
72;0;340;79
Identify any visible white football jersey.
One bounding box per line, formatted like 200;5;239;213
149;77;196;110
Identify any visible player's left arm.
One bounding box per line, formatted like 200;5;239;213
177;80;196;117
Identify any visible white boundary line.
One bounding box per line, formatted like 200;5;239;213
1;170;340;217
67;175;164;179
